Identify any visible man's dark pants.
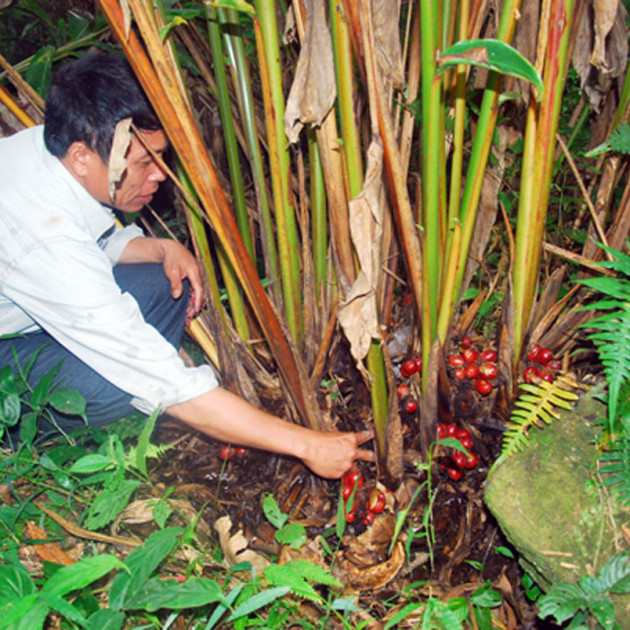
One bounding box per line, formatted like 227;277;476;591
0;263;189;436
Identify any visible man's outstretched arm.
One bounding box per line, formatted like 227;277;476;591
166;387;375;479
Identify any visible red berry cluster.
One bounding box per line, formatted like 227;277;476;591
437;424;478;481
447;335;497;395
523;344;561;384
342;471;386;525
397;356;422;414
218;444;246;460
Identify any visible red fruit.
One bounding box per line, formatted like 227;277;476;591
401;359;418;377
475;378;492;395
528;344;541;362
447;467;462;481
446;423;458;437
454;367;466;381
343;471;363;491
539;369;554;383
369;490;386;514
455;428;470;440
452;451;467;469
479;362;498;379
459;437;474;451
404;397;418;414
460;335;473;349
235;447;246;455
362;511;375;526
463;452;478;469
397;383;410;399
448;354;465;367
463;348;479;364
345;508;356;523
548;359;562;371
415;357;423;373
464;363;479;379
219;445;234;460
437;424;447;439
342;484;353;500
479;349;497;363
537;348;553;364
523;366;539;383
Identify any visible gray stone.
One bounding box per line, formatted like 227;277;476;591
484;391;630;626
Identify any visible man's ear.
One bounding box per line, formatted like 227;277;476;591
61;141;93;178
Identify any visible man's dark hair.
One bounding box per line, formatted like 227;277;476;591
44;51;161;163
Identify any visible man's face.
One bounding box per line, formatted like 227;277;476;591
82;129;169;213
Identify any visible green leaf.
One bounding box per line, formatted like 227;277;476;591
0;394;21;427
84;480;141;530
226;586;291;621
0;365;16;393
204;584;243;630
538;582;587;622
207;0;254;16
68;454;113;474
0;563;36;601
133;407;159;476
123;576;224;611
1;596;49;630
30;362;62;410
109;527;183;610
48;387;87;421
86;608;126;630
437;39;543;99
0;594;39;630
470;582;502;608
383;602;423;629
41;555;127;597
275;522;307;550
38;591;88;627
262;494;288;529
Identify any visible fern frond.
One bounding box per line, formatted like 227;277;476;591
599;435;630;506
497;375;579;464
585;122;630;157
264;559;341;604
125;442;172;469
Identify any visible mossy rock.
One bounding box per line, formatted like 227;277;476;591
484;391;630;626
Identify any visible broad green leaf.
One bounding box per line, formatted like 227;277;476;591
207;0;254;15
39;591;88;627
109;527;183;610
41;555;127;597
30;362;62;410
48;387;87;420
84;479;141;530
275;522;306;550
204;584;243;630
0;394;21;426
0;563;36;601
68;454;113;474
123;576;224;611
2;597;49;630
383;602;423;629
87;608;126;630
0;365;15;393
437;39;543;99
226;586;291;621
262;494;288;529
0;594;39;630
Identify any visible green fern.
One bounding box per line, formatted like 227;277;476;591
494;375;579;469
579;241;630;434
124;441;172;470
598;434;630;506
263;559;342;604
538;553;630;628
585;122;630;157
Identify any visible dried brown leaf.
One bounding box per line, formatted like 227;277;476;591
25;521;75;566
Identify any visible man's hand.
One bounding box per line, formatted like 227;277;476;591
120;237;203;315
167;388;376;479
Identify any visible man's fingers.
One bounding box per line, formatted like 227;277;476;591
356;448;376;462
356;429;374;446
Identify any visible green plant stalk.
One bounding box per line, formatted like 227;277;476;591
420;0;442;371
253;1;303;348
308;131;327;300
512;0;575;363
437;0;521;342
218;7;280;290
207;8;255;262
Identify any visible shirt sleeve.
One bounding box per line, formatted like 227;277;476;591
2;237;218;415
98;224;145;264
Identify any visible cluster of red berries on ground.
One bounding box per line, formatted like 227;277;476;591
218;444;246;460
436;423;479;481
447;335;497;395
396;356;422;414
342;471;386;525
523;344;561;384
